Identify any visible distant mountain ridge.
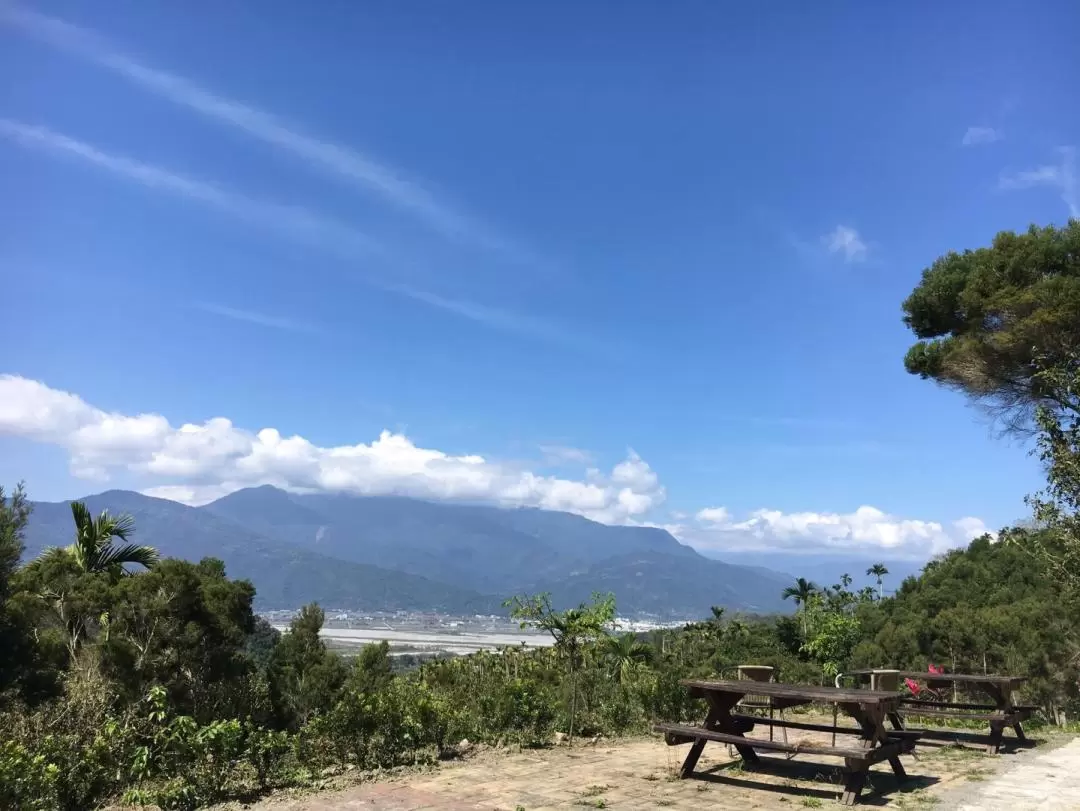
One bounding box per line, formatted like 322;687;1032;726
22;491;498;614
23;486;792;617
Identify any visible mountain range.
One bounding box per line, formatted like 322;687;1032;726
22;486;794;618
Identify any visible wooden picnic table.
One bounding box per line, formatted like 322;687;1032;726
844;670;1032;753
654;679;919;805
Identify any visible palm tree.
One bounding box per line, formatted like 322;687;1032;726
782;577;818;634
782;577;818;610
866;563;889;600
602;632;653;683
66;501;158;575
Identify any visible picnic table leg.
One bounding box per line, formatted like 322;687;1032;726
679;707;716;777
987;721;1005;755
841;700;908;802
679;692;757;777
887;753;907;779
983;682;1023;749
887;710;905;731
712;692;761;766
840;769;867;806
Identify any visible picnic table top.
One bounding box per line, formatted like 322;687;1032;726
844;669;1026;685
681;678;900;704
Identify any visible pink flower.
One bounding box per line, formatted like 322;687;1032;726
928;664;943;675
904;678;922;695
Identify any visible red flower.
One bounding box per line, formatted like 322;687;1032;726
904;678;922;695
928;663;943;675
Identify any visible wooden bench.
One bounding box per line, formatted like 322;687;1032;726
901;707;1008;721
845;671;1034;754
660;679;920;805
728;713;921;746
654;722;886;760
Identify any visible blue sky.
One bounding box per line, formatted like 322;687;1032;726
1;1;1078;560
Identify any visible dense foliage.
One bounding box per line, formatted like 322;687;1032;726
903;221;1080;629
902;220;1080;432
3;485;1080;809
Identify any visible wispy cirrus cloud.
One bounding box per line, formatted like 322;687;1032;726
1;4;533;264
0;119;381;255
822;225;868;262
539;445;594;465
194;302;325;335
999;146;1078;218
378;283;592;352
0;119;575;346
961;126;1002;146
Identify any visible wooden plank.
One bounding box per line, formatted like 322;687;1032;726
728;713;921;746
895;672;1026;685
680;679;899;705
652;723;872;759
900;707;1022;722
901;698;1003;711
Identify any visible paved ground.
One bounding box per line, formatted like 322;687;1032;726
240;723;1080;811
944;736;1080;811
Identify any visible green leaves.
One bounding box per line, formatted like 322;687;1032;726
65;501;157;576
504;592;616;744
901;221;1080;431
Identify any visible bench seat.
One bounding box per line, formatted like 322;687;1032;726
899;707;1024;722
729;713;919;748
654;722;878;760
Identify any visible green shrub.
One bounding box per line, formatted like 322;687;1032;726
0;739;60;810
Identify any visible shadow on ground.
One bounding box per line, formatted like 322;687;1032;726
912;727;1042;753
691;755;940;806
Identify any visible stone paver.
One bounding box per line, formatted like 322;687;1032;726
948;736;1080;811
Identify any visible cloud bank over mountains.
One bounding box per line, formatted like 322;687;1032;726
0;375;987;558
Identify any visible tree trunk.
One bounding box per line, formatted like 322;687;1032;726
568;663;578;747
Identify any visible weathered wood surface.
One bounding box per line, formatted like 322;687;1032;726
895;672;1027;686
665;680;918;805
900;707;1018;722
727;712;920;743
881;674;1034;754
901;697;1019;711
680;678;900;705
653;722;874;759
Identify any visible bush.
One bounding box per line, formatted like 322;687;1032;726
0;739;60;810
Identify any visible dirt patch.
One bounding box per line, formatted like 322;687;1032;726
217;717;1072;810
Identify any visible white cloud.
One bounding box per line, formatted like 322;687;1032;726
540;445;594;465
375;283;591;352
673;505;991;560
0;375;665;523
0;376;993;556
822;225;868;262
999;147;1079;218
0;120;573;346
695;507;731;525
1;5;532;263
194;303;324;335
962;126;1002;146
0;120;380;256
